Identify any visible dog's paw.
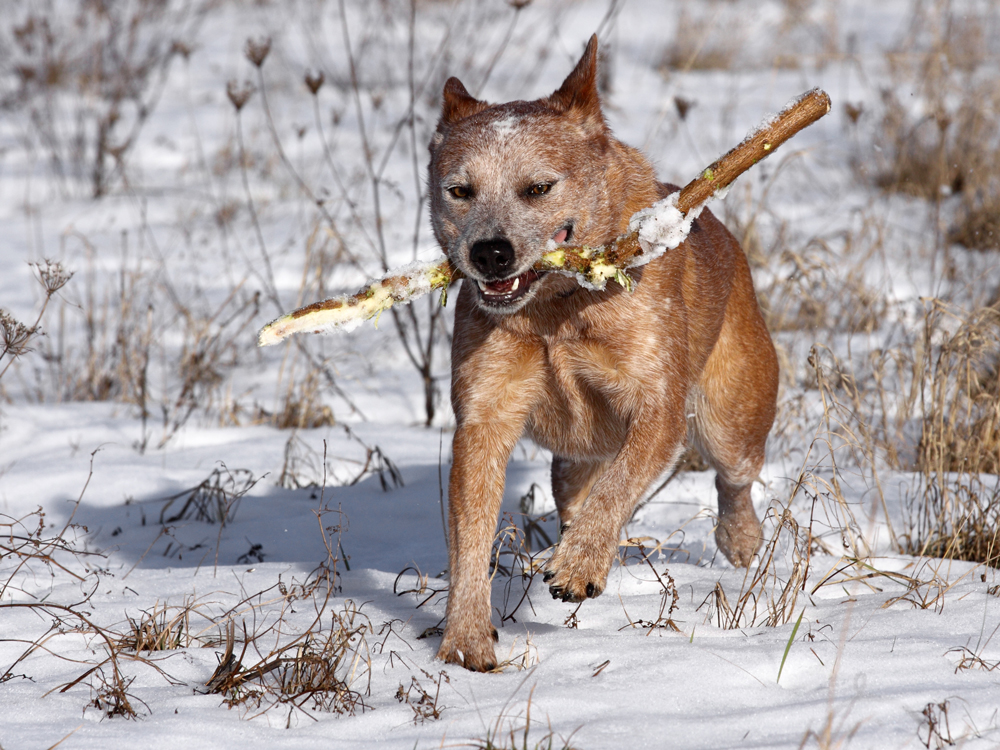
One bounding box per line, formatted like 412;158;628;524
542;534;613;602
715;509;763;567
437;623;499;672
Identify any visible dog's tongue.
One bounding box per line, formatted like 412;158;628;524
552;227;569;244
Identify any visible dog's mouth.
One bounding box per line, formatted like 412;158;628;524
473;224;573;308
476;269;541;306
551;224;572;244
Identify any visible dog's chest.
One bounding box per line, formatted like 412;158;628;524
524;335;633;460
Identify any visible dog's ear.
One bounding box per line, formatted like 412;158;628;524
440;77;489;126
547;35;605;132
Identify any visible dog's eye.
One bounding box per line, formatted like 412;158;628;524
448;185;472;199
527;183;551;196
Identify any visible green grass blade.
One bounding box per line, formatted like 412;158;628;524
777;607;806;684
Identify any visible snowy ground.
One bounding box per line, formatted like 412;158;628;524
2;1;999;748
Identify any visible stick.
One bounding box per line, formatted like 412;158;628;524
258;88;830;346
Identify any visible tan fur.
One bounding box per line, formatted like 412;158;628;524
428;36;779;672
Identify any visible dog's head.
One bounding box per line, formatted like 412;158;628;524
428;35;629;314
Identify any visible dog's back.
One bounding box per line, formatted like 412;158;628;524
430;36;778;672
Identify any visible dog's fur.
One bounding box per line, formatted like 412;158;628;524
428;36;779;672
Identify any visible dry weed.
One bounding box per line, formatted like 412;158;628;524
659;5;742;73
157;466;260;526
917;700;954;750
490;510;552;627
701;507;809;630
2;2;205;197
868;2;1000;257
618;540;681;635
904;301;1000;564
396;668;449;724
463;682;581;750
204;601;373;720
0;261;72;387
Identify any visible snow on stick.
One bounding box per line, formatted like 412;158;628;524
257;88;831;347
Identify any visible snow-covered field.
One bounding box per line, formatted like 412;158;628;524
2;1;999;747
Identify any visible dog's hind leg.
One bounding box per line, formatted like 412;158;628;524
550;456;609;534
691;271;779;566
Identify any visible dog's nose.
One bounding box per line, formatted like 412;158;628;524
469;238;515;279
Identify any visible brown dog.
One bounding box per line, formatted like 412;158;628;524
427;35;778;672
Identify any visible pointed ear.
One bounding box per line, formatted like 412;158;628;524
440;77;489;126
547;35;604;130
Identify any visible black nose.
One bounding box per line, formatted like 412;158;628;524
469;238;515;279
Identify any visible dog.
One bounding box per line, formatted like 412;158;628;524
427;35;779;672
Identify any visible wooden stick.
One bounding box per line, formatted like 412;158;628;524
677;88;831;214
258;88;831;346
546;87;832;275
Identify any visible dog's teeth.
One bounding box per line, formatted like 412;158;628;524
511;277;520;292
478;281;488;291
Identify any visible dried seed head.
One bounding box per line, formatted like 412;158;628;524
245;36;272;68
33;260;72;295
304;68;324;96
674;96;694;121
843;102;863;124
0;309;32;357
171;39;192;60
226;79;255;111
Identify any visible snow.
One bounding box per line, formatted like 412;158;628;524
627;191;705;263
2;1;1000;748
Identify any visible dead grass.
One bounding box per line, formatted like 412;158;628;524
396;667;449;724
618;541;681;635
659;5;742;73
868;2;1000;256
157;466;261;526
490;510;548;633
917;700;955;750
204;602;373;719
800;290;1000;568
2;2;206;198
700;507;809;630
463;682;581;750
0;436;377;724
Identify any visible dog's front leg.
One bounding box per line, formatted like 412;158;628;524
544;393;686;602
437;423;517;671
438;334;544;672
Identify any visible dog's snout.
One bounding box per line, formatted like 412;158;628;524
469;238;515;279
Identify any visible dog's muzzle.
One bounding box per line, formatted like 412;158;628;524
466;237;541;307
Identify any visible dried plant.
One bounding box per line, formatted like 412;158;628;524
2;2;205;197
948;646;1000;674
701;507;809;630
491;511;546;627
619;541;681;635
917;700;954;750
204;602;373;720
157;466;261;526
902;301;1000;564
463;683;581;750
0;260;72;385
396;668;449;724
866;2;1000;262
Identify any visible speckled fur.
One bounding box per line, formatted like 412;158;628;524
429;36;779;672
